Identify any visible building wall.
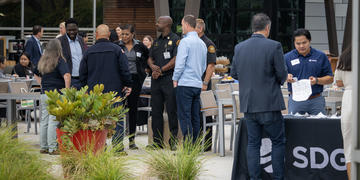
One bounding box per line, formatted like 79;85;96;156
305;0;348;54
103;0;156;41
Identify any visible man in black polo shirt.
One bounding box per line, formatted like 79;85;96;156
195;18;216;151
147;16;179;149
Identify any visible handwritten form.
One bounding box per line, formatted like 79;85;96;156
292;79;312;102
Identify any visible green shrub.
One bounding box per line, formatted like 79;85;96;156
0;128;54;180
60;140;134;180
143;135;210;180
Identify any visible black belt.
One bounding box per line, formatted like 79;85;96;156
71;76;79;79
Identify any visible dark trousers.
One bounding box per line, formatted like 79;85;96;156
112;102;125;150
112;120;124;149
176;86;201;140
200;116;213;150
127;74;144;142
71;77;82;90
151;75;178;146
245;111;285;180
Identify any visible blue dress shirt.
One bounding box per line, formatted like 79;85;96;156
172;31;207;88
33;35;42;54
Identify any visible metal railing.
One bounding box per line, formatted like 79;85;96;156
0;27;95;45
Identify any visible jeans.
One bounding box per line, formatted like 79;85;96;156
288;95;325;115
176;86;201;141
112;102;125;150
245;111;285;180
40;94;59;152
112;120;124;150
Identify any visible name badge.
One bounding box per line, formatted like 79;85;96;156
136;52;142;58
163;52;171;59
291;59;300;66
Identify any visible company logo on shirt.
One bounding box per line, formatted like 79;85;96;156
309;59;317;62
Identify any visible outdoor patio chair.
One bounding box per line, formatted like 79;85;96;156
215;83;231;91
200;90;220;152
8;81;39;134
214;89;237;151
137;94;151;132
230;83;239;92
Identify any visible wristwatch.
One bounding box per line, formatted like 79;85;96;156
315;77;319;84
203;81;209;86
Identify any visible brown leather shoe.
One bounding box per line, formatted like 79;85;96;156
39;149;48;154
49;150;60;155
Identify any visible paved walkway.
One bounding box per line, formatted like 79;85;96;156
17;121;235;180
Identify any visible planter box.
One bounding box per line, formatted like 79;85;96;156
56;128;108;154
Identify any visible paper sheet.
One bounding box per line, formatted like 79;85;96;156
292;79;312;102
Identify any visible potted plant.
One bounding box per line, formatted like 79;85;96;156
45;84;127;153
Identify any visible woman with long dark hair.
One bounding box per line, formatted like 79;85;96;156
142;35;153;49
118;24;149;149
36;39;71;155
335;46;352;179
109;29;120;43
12;52;35;77
115;25;122;41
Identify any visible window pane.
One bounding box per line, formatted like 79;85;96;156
237;0;250;9
235;12;251;32
250;0;264;9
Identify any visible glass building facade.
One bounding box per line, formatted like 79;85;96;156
169;0;305;59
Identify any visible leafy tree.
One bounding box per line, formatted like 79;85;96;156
0;0;103;38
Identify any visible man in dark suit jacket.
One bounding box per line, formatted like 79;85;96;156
24;25;43;66
231;13;287;180
58;18;86;89
79;24;132;153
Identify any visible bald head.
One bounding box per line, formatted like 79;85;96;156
156;16;173;32
159;16;173;26
96;24;110;40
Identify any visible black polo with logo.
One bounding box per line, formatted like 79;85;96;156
149;32;180;76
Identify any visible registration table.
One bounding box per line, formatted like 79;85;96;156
231;115;347;180
0;93;41;137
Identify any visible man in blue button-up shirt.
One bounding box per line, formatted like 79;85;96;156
58;18;86;89
285;29;333;115
173;15;207;140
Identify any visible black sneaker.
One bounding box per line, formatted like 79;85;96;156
129;143;139;150
114;150;128;156
146;144;162;150
170;144;177;151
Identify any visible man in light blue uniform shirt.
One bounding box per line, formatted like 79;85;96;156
172;15;207;140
